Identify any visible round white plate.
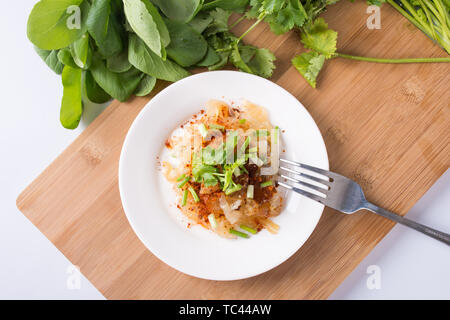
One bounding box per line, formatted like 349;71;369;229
119;71;328;280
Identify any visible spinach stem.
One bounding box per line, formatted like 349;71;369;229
334;52;450;63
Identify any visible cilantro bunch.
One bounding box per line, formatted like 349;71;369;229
234;0;449;88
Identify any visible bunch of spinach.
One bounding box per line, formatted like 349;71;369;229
28;0;450;129
27;0;275;129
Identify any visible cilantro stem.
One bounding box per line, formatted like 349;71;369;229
230;14;247;29
334;52;450;63
237;13;266;44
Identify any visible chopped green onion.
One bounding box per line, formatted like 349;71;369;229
260;180;273;188
198;123;208;138
240;224;257;234
273;126;279;144
230;229;249;238
176;174;186;182
224;183;242;195
188;186;200;202
247;185;254;199
181;189;188;206
177;176;190;188
209;124;225;131
239;119;246;124
233;167;241;177
208;214;217;229
248;147;257;153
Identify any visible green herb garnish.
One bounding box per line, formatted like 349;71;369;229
260;180;273;188
188;186;200;202
177;176;190;188
181;189;188;206
230;229;249;238
240;224;258;234
209;123;225;131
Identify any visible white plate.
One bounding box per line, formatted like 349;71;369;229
119;71;328;281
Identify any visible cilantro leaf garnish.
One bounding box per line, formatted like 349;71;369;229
291;51;325;88
301;18;337;59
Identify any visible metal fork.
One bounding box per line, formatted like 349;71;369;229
277;158;450;246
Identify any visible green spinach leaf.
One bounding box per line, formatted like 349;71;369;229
134;75;157;96
27;0;89;50
202;0;249;12
107;50;132;73
165;20;208;67
84;70;111;103
90;56;143;101
150;0;202;23
71;33;92;69
188;11;213;34
86;0;123;58
128;34;190;81
34;47;65;74
57;48;79;69
60;65;83;129
196;45;221;66
123;0;167;57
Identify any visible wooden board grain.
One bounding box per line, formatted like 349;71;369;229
17;2;449;299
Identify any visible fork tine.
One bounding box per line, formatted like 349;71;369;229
280;158;337;179
277;181;326;204
279;174;328;194
279;166;332;187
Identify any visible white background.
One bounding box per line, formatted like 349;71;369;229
0;1;448;299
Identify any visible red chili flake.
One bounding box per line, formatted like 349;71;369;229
164;140;172;149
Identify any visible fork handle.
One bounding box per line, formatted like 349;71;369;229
364;202;450;246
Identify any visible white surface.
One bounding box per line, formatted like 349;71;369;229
330;169;450;300
119;71;328;280
0;0;448;299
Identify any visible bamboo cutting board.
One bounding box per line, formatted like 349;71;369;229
17;2;449;299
